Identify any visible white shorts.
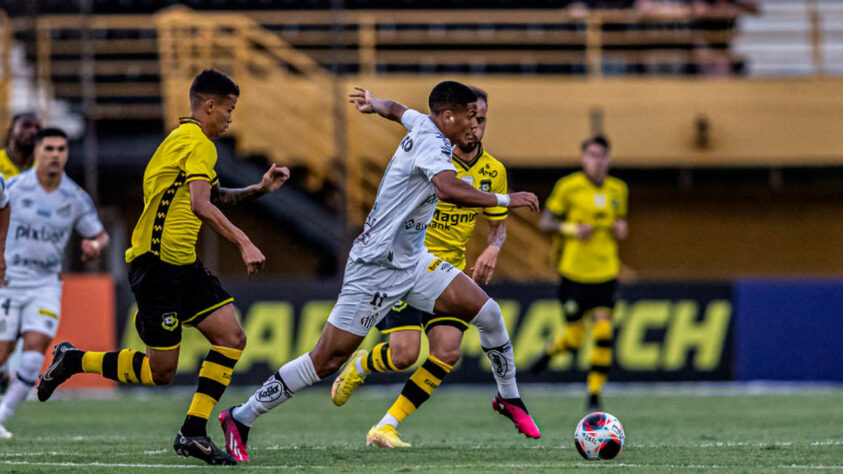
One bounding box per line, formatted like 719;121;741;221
0;283;63;341
327;251;461;337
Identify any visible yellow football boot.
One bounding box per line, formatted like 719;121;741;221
331;349;368;406
366;425;411;448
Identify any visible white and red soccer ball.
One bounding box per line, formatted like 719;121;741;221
574;412;625;460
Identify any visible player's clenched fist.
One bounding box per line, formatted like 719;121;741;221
239;240;266;275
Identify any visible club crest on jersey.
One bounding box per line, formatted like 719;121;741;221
400;136;413;152
480;179;492;192
56;204;71;218
161;312;179;331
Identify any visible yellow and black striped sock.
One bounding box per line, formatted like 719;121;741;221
588;320;613;395
360;343;400;374
548;321;585;357
386;355;453;424
181;345;242;437
81;350;155;386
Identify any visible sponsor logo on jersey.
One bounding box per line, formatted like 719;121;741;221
37;208;51;218
21;199;33;208
161;312;179;331
462;176;474;186
594;194;607;207
427;258;443;272
14;223;67;244
477;167;498;178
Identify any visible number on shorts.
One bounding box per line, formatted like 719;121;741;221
0;299;9;316
370;292;386;308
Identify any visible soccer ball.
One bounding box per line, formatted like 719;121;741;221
574;412;625;460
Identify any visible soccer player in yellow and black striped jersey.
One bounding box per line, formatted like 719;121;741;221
531;134;628;411
331;87;540;448
37;69;290;465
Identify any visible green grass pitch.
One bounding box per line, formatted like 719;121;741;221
1;384;841;472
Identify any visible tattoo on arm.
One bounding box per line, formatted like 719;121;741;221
211;183;266;206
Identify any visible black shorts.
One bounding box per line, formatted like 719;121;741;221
558;277;619;323
375;302;469;334
129;253;233;350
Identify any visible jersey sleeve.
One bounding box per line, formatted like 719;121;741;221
483;164;509;220
400;108;427;131
616;181;629;219
0;175;8;209
545;178;568;218
414;134;457;181
183;138;218;184
74;191;104;238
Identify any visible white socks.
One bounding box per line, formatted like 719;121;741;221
0;350;43;424
471;299;520;400
233;352;320;427
376;413;400;429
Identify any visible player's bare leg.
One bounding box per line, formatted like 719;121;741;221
225;323;364;460
434;273;541;439
0;332;50;438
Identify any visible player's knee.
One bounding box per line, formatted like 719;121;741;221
151;366;176;385
316;351;350;377
215;328;247;351
389;346;419;371
431;345;460;366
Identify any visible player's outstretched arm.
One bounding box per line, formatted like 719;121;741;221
81;231;109;262
348;86;407;123
431;170;539;212
212;164;290;206
190;180;266;275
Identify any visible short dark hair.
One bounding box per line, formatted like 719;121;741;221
189;69;240;104
428;81;478;115
35;127;68;146
469;86;488;105
581;134;610;152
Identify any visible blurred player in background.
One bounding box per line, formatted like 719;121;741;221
0;128;108;439
530;135;628;411
0;113;42;395
218;81;540;462
331;86;538;448
0;113;42;179
37;70;289;465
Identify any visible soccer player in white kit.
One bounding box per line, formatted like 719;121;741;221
0;128;109;438
219;81;541;462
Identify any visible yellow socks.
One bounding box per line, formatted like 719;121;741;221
182;345;242;437
588;320;613;395
81;350;155;386
386;355;453;424
360;343;400;374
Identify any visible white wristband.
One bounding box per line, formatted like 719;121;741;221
495;193;510;208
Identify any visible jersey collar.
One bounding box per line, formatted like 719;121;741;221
179;117;201;126
452;143;483;171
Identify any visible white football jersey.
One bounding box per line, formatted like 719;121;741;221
349;109;457;269
5;170;103;287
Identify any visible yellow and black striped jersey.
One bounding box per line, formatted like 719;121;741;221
125;117;219;266
545;171;628;283
424;148;508;271
0;149;26;179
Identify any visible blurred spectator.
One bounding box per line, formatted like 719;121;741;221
690;0;760;76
